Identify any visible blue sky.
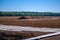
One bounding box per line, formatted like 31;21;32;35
0;0;60;12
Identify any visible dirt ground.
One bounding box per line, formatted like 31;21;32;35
0;16;60;28
0;16;60;40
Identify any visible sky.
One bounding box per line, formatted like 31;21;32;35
0;0;60;12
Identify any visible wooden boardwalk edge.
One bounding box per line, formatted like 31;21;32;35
23;32;60;40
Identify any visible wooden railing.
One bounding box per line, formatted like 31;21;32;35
23;32;60;40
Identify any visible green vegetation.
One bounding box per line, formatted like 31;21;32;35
0;11;60;16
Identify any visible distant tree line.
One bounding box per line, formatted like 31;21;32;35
0;11;60;16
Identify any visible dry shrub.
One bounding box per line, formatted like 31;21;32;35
0;30;50;39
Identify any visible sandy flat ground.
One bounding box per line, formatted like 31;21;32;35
0;16;60;28
0;24;60;32
0;16;60;40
